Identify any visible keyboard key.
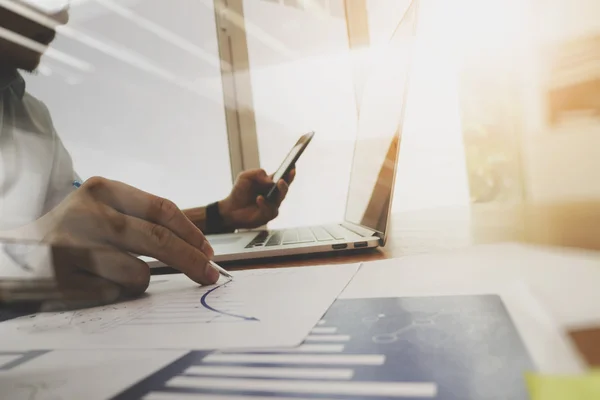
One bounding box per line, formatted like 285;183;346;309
311;227;334;241
245;231;269;248
324;226;346;240
282;230;299;245
266;232;283;246
298;228;316;242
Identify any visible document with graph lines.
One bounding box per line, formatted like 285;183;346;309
0;264;360;350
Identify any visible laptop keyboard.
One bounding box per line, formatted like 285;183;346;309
245;226;347;248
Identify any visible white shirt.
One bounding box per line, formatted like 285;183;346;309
0;70;78;231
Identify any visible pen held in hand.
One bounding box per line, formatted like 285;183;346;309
209;260;233;280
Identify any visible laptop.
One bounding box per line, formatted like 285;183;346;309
206;1;419;263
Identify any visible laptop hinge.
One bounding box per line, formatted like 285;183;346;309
341;222;378;238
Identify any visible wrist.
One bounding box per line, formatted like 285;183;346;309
217;199;234;229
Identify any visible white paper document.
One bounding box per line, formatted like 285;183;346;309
0;264;360;350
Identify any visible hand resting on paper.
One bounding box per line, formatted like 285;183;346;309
18;177;219;309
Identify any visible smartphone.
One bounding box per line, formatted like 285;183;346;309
266;131;314;201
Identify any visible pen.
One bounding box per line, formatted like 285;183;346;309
210;260;233;280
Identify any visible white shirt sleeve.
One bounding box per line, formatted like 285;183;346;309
43;135;79;213
20;94;79;214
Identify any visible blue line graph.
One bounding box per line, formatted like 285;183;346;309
200;283;259;322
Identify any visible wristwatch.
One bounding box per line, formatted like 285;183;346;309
206;202;234;234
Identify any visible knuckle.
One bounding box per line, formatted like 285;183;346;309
148;224;172;248
235;171;248;182
82;176;108;194
151;197;178;222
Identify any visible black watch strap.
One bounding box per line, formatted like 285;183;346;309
206;202;233;234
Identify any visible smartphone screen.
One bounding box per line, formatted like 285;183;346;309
273;142;304;182
267;132;314;200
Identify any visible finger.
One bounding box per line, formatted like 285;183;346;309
83;177;212;257
285;168;296;184
250;169;276;190
256;196;278;221
82;249;151;297
241;169;272;185
101;211;219;285
275;179;290;207
248;168;268;179
49;246;124;309
42;274;123;311
242;169;278;199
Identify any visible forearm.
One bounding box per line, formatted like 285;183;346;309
184;202;235;235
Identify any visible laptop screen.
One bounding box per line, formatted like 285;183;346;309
344;1;418;237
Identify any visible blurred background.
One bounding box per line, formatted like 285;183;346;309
23;0;600;233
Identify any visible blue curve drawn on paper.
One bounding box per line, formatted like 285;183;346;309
200;283;259;322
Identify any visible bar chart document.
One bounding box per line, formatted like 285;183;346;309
0;264;360;350
114;295;534;400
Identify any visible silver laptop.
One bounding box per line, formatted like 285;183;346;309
207;2;419;263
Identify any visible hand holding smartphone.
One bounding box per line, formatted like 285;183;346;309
266;131;314;202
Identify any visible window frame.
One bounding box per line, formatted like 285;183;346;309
216;0;369;181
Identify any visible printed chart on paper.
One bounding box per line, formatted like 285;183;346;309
0;264;360;350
